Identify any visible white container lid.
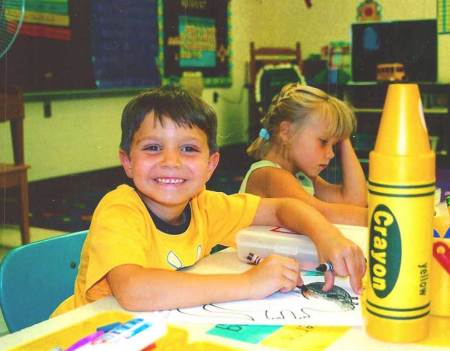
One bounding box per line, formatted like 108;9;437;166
235;226;319;266
235;224;368;267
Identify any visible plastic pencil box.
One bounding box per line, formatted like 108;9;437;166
235;226;320;266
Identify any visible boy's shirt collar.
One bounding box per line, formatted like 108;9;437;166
145;202;191;235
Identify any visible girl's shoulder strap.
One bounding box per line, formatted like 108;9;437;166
295;171;315;195
239;160;281;193
251;159;281;170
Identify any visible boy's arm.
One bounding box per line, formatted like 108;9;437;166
107;254;301;312
314;138;368;206
246;167;368;226
252;198;366;294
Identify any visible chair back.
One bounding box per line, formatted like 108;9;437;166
248;42;303;141
0;86;25;165
0;86;31;244
0;230;87;332
255;63;305;114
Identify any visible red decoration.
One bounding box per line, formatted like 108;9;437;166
357;0;382;22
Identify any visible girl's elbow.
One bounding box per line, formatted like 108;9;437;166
346;198;367;207
354;194;368;207
342;193;367;207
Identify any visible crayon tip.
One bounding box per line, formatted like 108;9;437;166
375;84;431;156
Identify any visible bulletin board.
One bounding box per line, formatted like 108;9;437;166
0;0;160;93
159;0;231;87
0;0;230;94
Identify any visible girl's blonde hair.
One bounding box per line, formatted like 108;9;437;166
247;83;356;160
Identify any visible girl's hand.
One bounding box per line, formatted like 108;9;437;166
315;229;366;295
336;137;368;207
243;254;302;300
339;137;354;153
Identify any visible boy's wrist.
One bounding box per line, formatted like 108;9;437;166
307;222;342;248
241;270;256;300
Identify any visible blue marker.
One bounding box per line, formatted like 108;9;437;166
96;322;122;333
126;323;151;338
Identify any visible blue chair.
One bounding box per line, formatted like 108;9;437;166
0;230;87;332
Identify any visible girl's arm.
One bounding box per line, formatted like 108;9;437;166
252;197;366;294
314;138;368;206
246;166;368;226
107;254;301;312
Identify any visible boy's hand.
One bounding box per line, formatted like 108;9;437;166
315;230;366;295
243;254;302;299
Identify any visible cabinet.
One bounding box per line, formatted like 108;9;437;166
342;82;449;169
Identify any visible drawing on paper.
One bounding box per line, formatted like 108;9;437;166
300;282;358;311
170;280;362;326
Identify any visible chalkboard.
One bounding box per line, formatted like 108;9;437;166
1;0;160;93
90;0;160;88
0;0;230;93
159;0;231;87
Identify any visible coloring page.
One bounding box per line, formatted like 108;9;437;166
167;276;362;326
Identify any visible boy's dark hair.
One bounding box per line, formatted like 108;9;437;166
120;86;218;154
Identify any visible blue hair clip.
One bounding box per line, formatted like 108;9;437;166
259;128;270;141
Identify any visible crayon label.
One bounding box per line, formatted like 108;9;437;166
369;204;401;298
366;183;433;321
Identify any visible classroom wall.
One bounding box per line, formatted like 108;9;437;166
1;0;448;181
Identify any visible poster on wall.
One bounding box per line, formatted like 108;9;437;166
159;0;231;87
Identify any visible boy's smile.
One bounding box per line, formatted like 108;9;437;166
120;112;219;224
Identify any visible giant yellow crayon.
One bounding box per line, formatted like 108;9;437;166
364;84;435;342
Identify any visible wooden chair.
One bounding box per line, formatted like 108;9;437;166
0;86;30;244
248;42;304;141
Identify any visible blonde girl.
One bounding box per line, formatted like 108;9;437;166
240;83;368;226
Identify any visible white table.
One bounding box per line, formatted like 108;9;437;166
1;233;449;350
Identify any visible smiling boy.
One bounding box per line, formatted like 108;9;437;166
52;86;365;315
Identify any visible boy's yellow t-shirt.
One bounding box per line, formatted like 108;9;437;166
52;184;260;316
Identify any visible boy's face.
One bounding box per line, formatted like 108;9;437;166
120;112;219;222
